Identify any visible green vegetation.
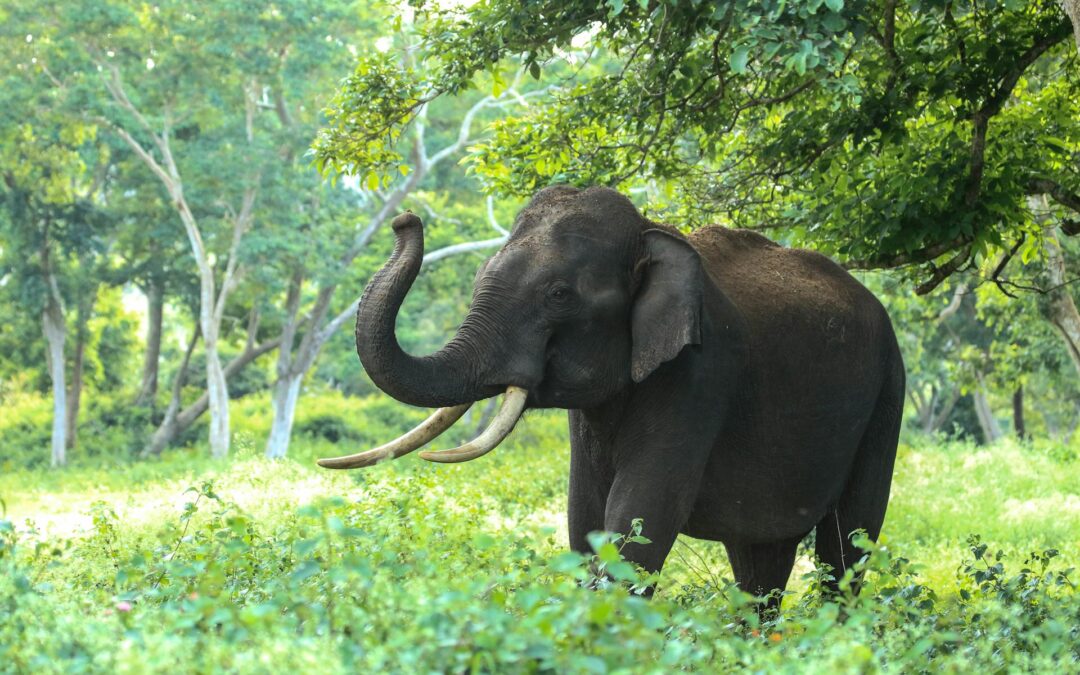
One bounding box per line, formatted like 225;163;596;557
1;393;1078;672
2;1;1080;671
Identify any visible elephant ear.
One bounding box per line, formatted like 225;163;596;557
630;229;703;383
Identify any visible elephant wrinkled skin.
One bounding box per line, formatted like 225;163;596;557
324;186;904;608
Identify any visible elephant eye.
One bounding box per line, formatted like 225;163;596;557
548;284;572;301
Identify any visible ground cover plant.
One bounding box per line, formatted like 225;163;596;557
1;392;1077;673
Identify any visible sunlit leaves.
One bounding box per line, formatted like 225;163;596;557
319;0;1078;278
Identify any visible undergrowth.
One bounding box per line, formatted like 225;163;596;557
0;393;1077;672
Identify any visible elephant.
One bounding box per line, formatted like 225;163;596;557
319;186;904;608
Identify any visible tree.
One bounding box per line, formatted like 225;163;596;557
26;0;381;457
263;66;531;458
0;122;111;465
250;17;556;459
316;2;1078;285
316;0;1080;425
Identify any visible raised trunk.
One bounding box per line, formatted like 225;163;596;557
355;213;498;408
135;278;164;407
43;300;67;468
265;374;302;459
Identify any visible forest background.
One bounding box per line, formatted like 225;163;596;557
0;1;1079;671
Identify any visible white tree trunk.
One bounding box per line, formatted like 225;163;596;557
1044;226;1080;378
1060;0;1080;53
204;336;230;459
42;301;67;467
101;67;258;460
973;373;1003;444
265;373;303;459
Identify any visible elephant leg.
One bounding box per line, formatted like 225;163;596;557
603;460;704;594
723;537;802;615
815;364;903;596
567;411;612;556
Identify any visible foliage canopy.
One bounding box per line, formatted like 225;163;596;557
317;0;1080;289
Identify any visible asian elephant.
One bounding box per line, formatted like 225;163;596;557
320;186;904;607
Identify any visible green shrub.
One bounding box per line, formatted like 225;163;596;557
0;396;1077;672
0;483;1076;673
295;414;362;443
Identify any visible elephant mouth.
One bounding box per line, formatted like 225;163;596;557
317;386;528;469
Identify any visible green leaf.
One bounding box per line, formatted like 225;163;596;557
491;68;506;97
822;11;847;32
825;0;844;11
729;46;750;74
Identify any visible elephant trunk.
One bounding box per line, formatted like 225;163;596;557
355;212;501;408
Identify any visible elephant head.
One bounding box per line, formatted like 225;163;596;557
318;186;703;469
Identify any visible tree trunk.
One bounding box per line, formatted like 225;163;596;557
143;333;281;456
1012;386;1027;440
135;278;164;407
1060;0;1080;53
205;337;230;459
42;298;67;468
64;291;94;450
1067;405;1080;445
928;387;961;435
916;386;937;433
265;374;303;459
143;324;200;458
972;373;1003;444
265;272;304;459
1043;226;1080;378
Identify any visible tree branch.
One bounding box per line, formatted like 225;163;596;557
915;244;972;295
937;282;969;320
963;18;1072;204
844;236;970;270
1028;178;1080;214
426;94;497;166
487;195;509;235
214;178;259;326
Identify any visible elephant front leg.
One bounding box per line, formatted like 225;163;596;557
603;466;700;591
567;410;612;556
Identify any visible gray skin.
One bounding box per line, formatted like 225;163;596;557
356;186;904;606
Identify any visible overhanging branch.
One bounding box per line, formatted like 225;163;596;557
1028;178;1080;214
844;236;970;270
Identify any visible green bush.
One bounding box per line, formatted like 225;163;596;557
0;391;155;469
295;414;362;443
0;395;1076;672
0;480;1076;673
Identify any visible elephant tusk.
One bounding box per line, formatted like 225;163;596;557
316;403;473;469
419;386;528;464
